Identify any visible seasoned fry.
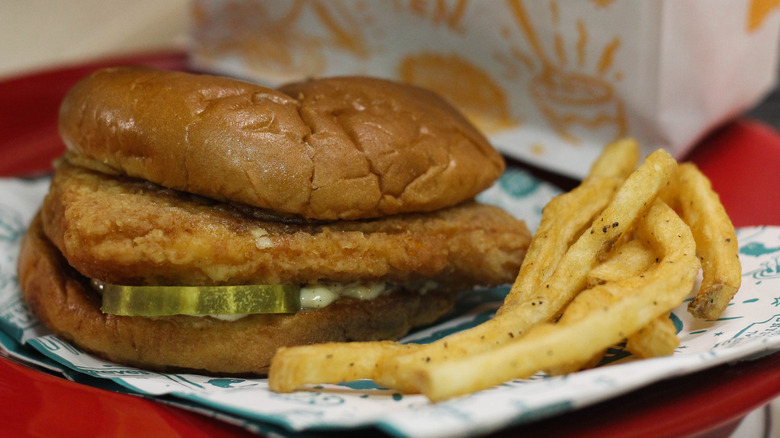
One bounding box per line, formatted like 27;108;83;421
500;138;639;312
414;201;699;401
497;178;622;314
544;348;607;376
268;142;742;403
586;238;656;288
551;238;658;373
625;313;679;358
586;138;641;181
502;148;676;320
552;238;672;370
268;341;412;393
675;163;742;319
357;170;623;391
378;149;677;392
381;148;669;378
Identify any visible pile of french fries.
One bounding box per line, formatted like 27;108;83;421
268;139;741;402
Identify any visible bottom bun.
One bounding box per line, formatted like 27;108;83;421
18;213;457;375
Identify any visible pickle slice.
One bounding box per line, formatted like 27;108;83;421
96;281;301;316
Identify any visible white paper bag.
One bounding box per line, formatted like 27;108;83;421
189;0;780;178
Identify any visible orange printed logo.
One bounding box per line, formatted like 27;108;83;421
748;0;780;31
192;0;367;81
508;0;627;146
399;53;518;133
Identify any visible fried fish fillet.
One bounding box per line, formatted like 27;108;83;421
42;161;531;291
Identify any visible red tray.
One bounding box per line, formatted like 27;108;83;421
1;52;779;438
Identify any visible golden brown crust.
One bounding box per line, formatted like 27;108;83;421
41;161;530;288
19;213;458;374
278;76;505;219
59;67;504;220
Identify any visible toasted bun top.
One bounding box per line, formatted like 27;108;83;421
58;67;504;220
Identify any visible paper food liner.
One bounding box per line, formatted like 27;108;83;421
1;175;780;438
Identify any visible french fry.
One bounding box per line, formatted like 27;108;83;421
586;238;656;288
267;143;742;404
383;149;677;393
269;341;411;393
544;348;607;376
586;235;680;360
552;238;665;371
549;237;659;372
414;200;700;402
675;163;741;320
360;167;625;391
500;148;677;320
500;138;639;312
586;138;642;182
625;313;679;358
502;237;653;376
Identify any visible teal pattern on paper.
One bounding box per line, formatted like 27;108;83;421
1;178;780;438
740;241;780;257
498;168;541;198
0;204;24;244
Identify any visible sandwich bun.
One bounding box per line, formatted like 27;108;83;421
18;67;530;374
59;67;505;220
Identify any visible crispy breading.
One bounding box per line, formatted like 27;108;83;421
42;161;531;289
